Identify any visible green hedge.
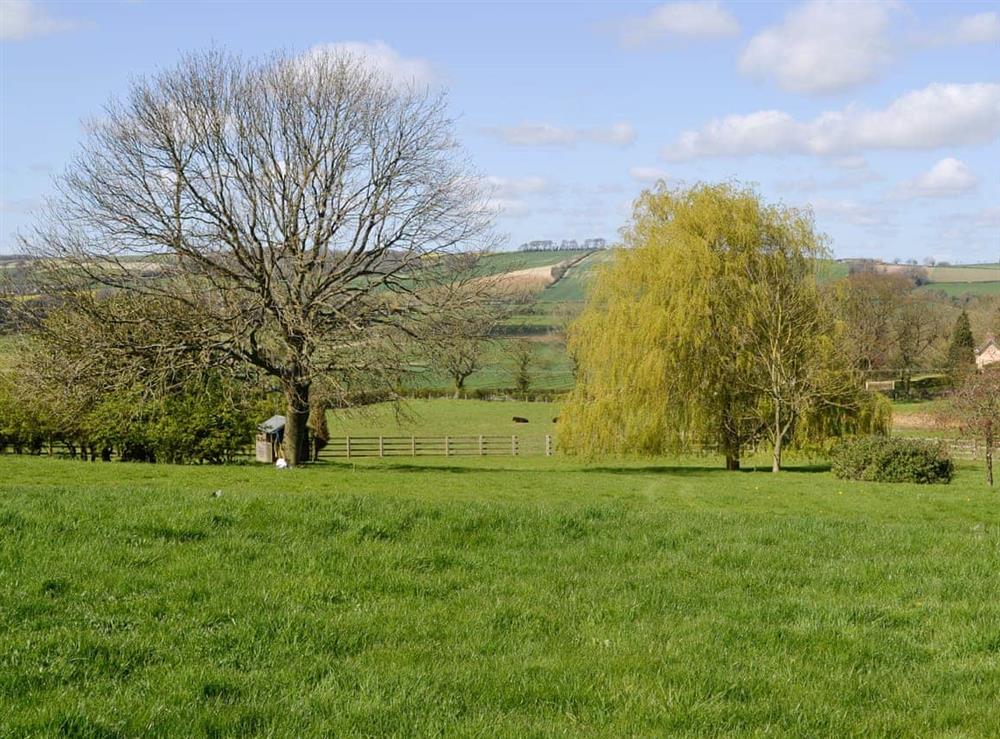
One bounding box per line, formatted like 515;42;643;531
831;436;953;484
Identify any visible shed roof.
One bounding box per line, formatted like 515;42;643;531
259;415;286;434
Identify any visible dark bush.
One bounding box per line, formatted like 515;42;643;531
831;436;953;484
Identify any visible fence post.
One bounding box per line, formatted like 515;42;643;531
445;436;450;456
512;435;518;456
346;435;351;460
379;436;384;458
545;434;552;457
479;435;484;456
411;436;416;457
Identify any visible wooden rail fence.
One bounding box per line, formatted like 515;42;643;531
907;438;981;460
316;434;553;459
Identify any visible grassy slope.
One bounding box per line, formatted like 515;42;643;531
404;340;574;393
535;249;613;305
329;399;560;452
917;282;1000;298
925;265;1000;283
2;455;999;736
477;250;584;275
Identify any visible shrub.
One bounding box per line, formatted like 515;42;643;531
831;436;953;484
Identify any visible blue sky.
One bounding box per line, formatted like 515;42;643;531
1;0;998;261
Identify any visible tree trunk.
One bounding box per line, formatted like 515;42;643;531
987;440;994;487
772;403;783;473
453;376;464;400
283;380;311;466
721;413;741;471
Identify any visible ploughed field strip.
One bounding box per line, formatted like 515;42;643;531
2;456;1000;736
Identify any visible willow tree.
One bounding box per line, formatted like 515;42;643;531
560;182;881;471
22;48;493;465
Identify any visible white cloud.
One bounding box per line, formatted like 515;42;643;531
306;41;436;87
831;155;869;171
484;121;636;147
484;176;549;197
892;158;979;200
1;0;85;40
661;82;1000;160
629;165;670;183
921;12;1000;47
481;176;550;216
739;0;895;95
950;12;1000;44
975;205;1000;228
926;204;1000;259
775;158;881;193
620;1;740;47
810;197;896;231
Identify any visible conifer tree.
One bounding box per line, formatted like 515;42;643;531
947;310;976;377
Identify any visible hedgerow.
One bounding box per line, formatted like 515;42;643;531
831;436;953;484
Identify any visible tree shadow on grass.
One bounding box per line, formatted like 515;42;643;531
583;463;831;475
315;461;832;475
319;462;517;474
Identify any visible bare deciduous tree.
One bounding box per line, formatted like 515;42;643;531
424;264;515;398
22;48;494;464
948;367;1000;487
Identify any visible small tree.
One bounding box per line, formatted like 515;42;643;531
893;294;944;397
510;340;535;395
946;310;976;377
949;366;1000;486
431;311;503;398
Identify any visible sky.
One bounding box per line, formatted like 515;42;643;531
1;0;998;262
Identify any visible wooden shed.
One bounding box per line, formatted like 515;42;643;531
256;415;286;463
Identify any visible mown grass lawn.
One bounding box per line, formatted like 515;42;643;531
2;455;999;736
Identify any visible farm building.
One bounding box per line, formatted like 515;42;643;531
976;337;1000;369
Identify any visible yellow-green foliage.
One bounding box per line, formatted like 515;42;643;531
795;390;893;450
559;182;872;460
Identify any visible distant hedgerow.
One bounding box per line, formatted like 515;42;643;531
831;436;953;484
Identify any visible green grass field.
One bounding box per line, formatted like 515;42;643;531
329;399;561;452
478;250;586;275
535;250;613;305
917;281;1000;298
2;453;999;736
925;265;1000;283
405;340;575;393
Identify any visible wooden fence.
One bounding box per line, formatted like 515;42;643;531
908;438;982;460
316;434;553;459
4;435;984;463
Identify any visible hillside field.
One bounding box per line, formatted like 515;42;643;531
917;281;1000;298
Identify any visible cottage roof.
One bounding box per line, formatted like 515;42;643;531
976;336;998;356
